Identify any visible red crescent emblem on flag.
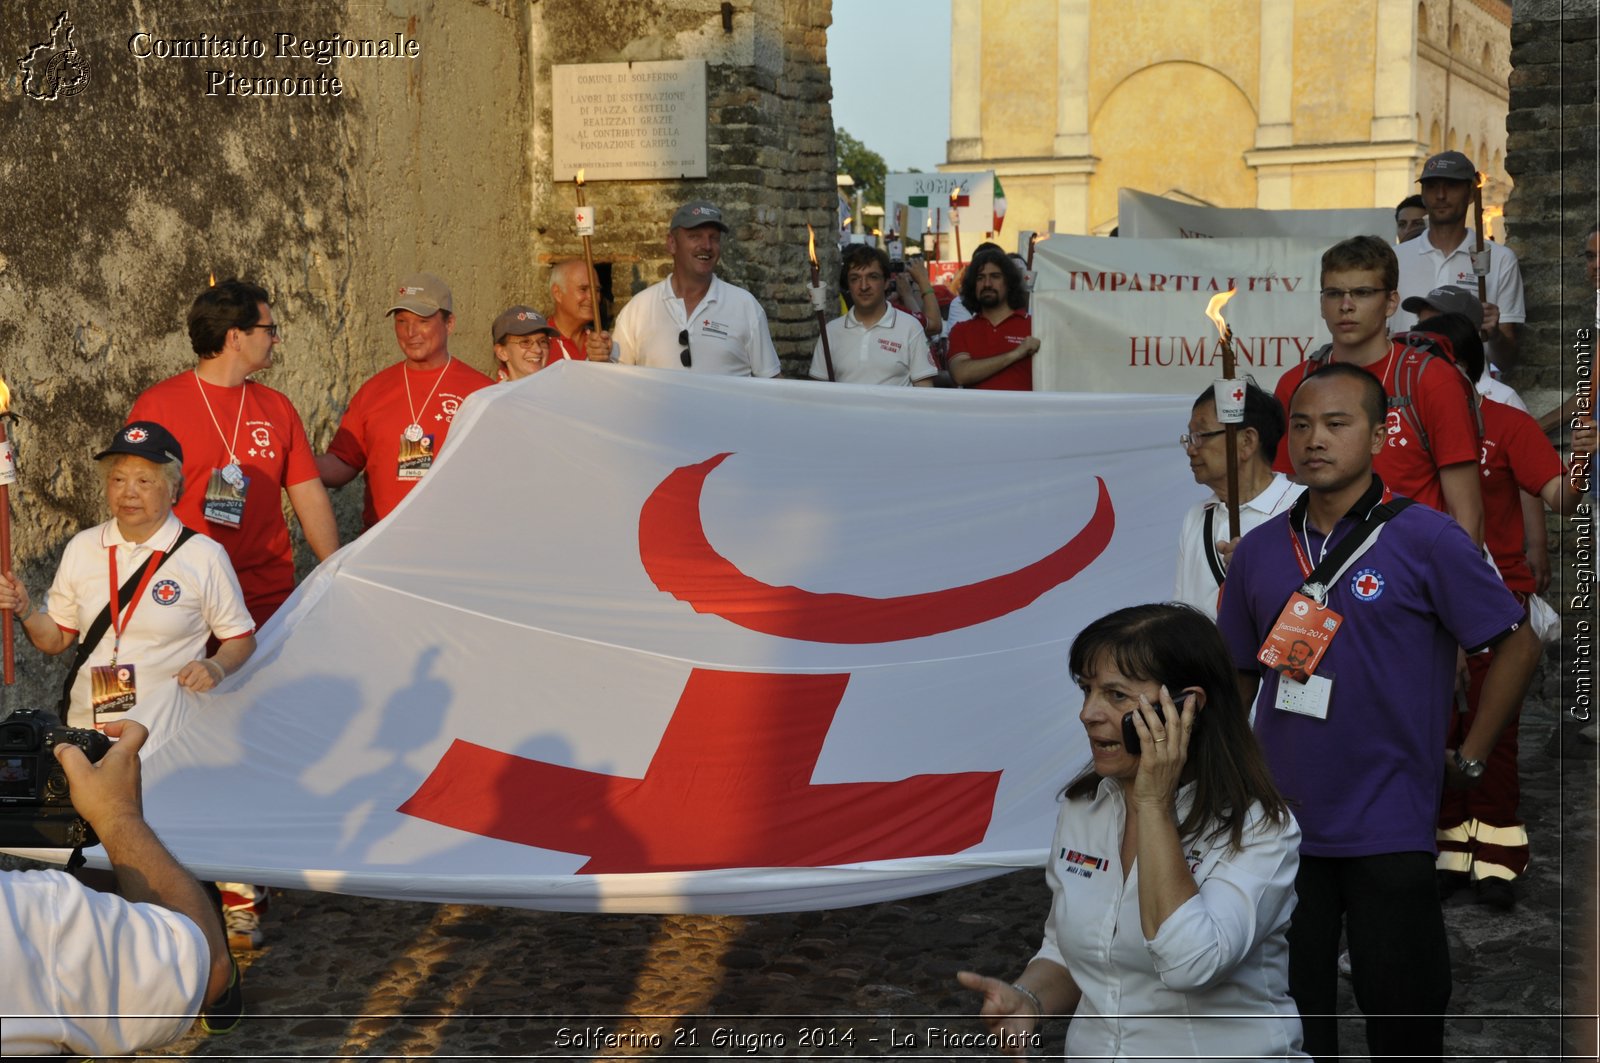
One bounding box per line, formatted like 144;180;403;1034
637;453;1115;643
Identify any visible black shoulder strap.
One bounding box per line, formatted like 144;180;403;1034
1291;490;1414;603
56;526;198;714
1201;505;1227;587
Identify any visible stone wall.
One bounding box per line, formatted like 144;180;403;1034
526;0;838;377
0;0;836;710
1503;0;1596;676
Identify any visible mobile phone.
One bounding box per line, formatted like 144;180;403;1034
1121;693;1192;756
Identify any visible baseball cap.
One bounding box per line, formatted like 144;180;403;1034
1402;284;1483;329
95;421;184;465
386;273;453;317
670;200;729;232
1418;151;1477;183
492;306;559;345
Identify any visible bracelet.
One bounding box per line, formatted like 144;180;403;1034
204;658;226;683
15;602;31;622
1011;982;1043;1018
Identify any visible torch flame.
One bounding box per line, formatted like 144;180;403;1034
576;168;585;186
1475;170;1485;189
208;272;216;287
1205;288;1238;340
807;223;817;267
949;188;959;206
0;373;11;416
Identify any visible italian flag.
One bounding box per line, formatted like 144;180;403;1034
993;176;1007;233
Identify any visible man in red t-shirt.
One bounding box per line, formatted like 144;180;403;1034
1417;310;1592;908
316;274;493;530
947;248;1039;391
130;279;338;627
1272;235;1483;544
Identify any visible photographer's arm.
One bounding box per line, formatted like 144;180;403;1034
55;721;232;1003
0;574;74;655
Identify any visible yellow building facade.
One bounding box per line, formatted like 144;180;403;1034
945;0;1511;237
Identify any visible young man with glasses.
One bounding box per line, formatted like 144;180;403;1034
1271;235;1483;545
1173;381;1300;618
809;244;936;386
610;200;780;377
127;278;340;954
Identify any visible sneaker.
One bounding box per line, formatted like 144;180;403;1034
200;955;244;1035
1475;877;1516;911
225;908;263;951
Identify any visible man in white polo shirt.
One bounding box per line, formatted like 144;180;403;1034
1390;150;1525;372
811;244;936;386
611;200;781;377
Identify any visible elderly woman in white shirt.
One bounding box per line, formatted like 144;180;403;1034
959;602;1306;1062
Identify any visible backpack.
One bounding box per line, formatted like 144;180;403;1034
1304;330;1482;454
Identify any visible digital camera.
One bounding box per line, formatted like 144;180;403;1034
0;709;111;848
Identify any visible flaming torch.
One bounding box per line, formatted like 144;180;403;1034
573;170;601;331
1472;171;1489;305
0;373;16;686
949;188;963;265
1205;288;1245;539
807;224;836;382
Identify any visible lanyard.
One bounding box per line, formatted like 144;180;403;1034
194;371;247;466
403;357;452;429
1285;480;1397;602
107;545;165;664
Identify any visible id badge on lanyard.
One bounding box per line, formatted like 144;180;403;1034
94;545;163;730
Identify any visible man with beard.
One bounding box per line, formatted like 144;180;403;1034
946;247;1039;390
610;201;780;377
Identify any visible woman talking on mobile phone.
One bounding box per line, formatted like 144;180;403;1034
958;603;1306;1061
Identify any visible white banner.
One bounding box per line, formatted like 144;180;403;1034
1118;189;1395;241
1032;234;1332;395
89;367;1201;914
886;171;996;243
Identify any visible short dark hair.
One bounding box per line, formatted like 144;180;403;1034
1192;380;1288;464
188;279;271;358
838;244;890;296
959;247;1028;313
1294;361;1387;429
1395;194;1425;220
1413;311;1484;381
1320;235;1398;292
1065;603;1290;851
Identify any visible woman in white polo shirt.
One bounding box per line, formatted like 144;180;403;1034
958;603;1306;1061
0;421;255;730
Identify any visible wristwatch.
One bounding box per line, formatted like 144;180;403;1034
1453;750;1486;779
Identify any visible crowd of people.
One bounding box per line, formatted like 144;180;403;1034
0;146;1594;1060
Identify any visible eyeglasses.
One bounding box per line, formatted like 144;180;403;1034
1318;287;1389;303
1179;429;1227;450
246;323;280;337
678;329;692;368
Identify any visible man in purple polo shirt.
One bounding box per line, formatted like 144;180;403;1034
1217;363;1539;1063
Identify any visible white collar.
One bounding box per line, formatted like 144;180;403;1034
844;305;896;331
1207;471;1294;514
102;511;183;552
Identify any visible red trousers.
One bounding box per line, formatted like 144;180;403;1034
1436;649;1529;880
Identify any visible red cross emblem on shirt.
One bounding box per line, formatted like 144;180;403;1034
1351;568;1385;601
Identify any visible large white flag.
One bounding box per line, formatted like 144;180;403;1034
1033;233;1333;395
114;366;1198;914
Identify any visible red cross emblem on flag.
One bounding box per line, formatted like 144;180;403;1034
1230;386;1245;403
1351;568;1384;601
